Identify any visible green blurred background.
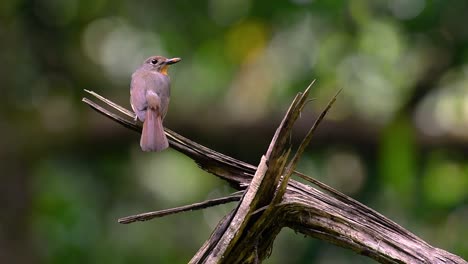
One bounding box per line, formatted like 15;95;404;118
1;0;467;263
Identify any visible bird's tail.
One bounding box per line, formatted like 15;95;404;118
140;108;169;152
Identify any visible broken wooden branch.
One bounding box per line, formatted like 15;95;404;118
83;86;466;264
118;192;243;224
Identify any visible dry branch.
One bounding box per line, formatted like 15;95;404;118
118;192;243;224
82;86;466;264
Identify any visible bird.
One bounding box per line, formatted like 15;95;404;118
130;55;181;152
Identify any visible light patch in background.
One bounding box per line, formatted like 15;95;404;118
324;150;366;195
82;17;166;84
315;31;349;76
224;20;269;121
320;20;430;124
134;150;215;205
438;77;468;139
225;61;273;122
265;15;319;92
435;91;467;138
415;65;468;139
209;0;251;26
358;20;403;65
388;0;426;20
225;15;319;122
414;92;445;137
225;20;267;65
338;53;397;123
335;19;431;125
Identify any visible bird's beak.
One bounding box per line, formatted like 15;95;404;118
165;57;181;65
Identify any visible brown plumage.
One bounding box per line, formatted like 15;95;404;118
130;55;181;151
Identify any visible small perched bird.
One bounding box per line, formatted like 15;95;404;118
130;55;181;152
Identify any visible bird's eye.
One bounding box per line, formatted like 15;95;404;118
151;59;158;65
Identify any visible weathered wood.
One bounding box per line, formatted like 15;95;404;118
82;87;466;264
191;82;313;263
118;192;242;224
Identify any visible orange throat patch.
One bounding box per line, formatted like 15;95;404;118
160;65;169;75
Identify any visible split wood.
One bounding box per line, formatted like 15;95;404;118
83;83;466;264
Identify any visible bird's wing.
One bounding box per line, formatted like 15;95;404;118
131;71;171;120
152;73;170;118
130;71;149;121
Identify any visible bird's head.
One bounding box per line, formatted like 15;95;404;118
144;55;181;75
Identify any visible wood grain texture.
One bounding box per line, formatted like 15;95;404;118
83;87;466;264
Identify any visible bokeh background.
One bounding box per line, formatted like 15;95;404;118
1;0;467;263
